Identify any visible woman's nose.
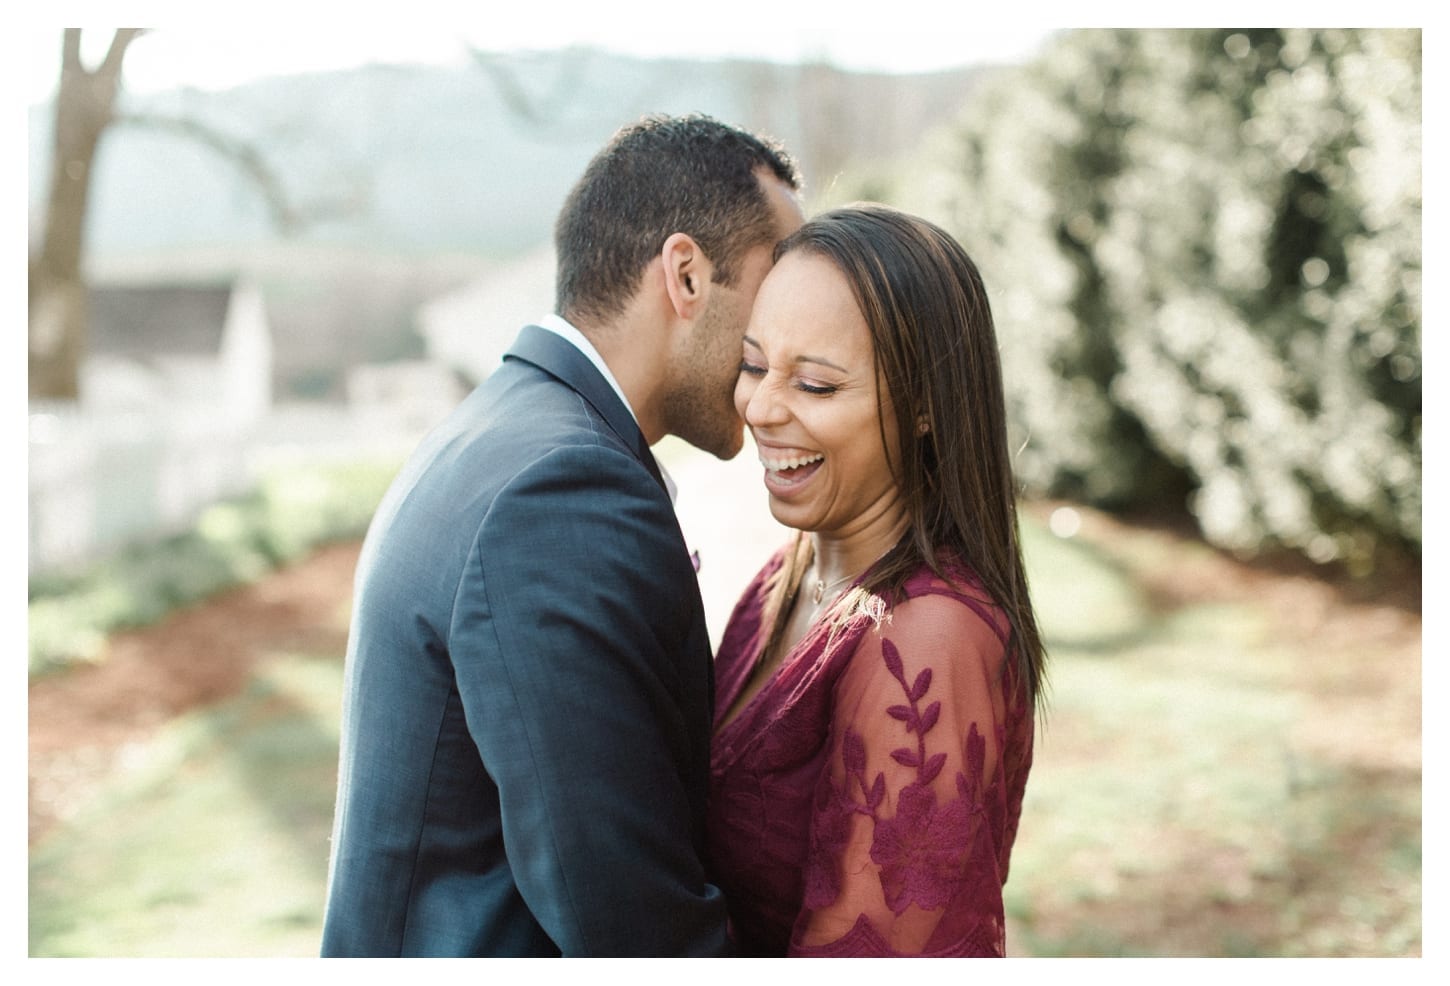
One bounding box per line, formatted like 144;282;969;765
743;374;789;428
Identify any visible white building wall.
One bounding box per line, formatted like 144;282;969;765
220;279;273;424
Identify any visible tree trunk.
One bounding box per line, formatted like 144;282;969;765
29;29;143;401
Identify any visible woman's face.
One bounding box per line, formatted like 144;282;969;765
735;250;906;537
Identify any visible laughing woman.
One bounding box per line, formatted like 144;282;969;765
707;204;1046;957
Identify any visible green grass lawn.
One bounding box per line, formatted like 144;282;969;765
29;655;344;957
1007;510;1420;957
27;508;1421;957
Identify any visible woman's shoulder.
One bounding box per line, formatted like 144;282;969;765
894;552;1010;648
832;553;1013;712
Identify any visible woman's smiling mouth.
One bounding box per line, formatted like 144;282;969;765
759;450;824;493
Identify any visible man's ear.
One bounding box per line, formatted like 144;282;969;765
661;232;711;319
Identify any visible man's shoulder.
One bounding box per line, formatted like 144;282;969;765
490;441;668;521
428;372;667;530
369;365;634;534
425;361;628;472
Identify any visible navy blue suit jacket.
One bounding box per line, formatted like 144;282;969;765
321;325;730;956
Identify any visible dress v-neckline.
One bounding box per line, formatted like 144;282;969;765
713;586;867;742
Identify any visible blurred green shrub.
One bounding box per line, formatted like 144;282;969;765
900;28;1420;572
28;459;400;676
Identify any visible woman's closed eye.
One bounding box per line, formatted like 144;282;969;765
740;357;840;396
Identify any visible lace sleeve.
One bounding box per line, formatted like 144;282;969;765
789;590;1014;957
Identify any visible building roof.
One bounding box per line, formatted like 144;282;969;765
87;283;235;359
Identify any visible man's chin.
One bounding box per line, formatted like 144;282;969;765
679;424;744;462
712;431;746;461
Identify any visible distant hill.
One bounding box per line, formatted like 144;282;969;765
28;49;999;398
30;49;995;260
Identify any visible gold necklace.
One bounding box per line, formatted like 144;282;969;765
809;538;901;606
812;570;858;605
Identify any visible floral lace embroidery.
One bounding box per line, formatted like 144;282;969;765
803;636;988;916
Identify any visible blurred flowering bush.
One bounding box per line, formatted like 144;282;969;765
901;29;1420;572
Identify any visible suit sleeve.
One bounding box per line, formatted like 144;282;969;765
450;443;731;956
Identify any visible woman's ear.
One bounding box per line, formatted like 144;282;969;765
661;232;710;319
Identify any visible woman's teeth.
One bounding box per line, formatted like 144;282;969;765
761;453;824;473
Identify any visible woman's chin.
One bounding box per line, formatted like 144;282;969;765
766;495;822;534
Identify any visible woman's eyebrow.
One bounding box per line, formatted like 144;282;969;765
742;336;847;373
796;354;847;373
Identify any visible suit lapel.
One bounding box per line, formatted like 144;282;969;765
503;324;668;494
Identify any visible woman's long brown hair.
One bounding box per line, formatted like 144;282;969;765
755;204;1047;712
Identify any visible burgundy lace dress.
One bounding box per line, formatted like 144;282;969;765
707;548;1034;957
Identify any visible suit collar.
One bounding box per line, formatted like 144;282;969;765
504;324;668;495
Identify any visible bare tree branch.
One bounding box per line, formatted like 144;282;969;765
99;28;146;79
116;111;370;233
468;47;598;134
31;27;365;399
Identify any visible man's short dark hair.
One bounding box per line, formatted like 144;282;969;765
554;114;800;325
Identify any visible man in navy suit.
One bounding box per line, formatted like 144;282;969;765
320;115;804;956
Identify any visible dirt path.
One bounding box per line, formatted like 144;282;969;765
28;540;362;843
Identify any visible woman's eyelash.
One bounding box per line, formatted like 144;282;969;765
739;360;837;395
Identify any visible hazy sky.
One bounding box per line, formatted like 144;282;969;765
26;0;1428;105
26;5;1066;105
